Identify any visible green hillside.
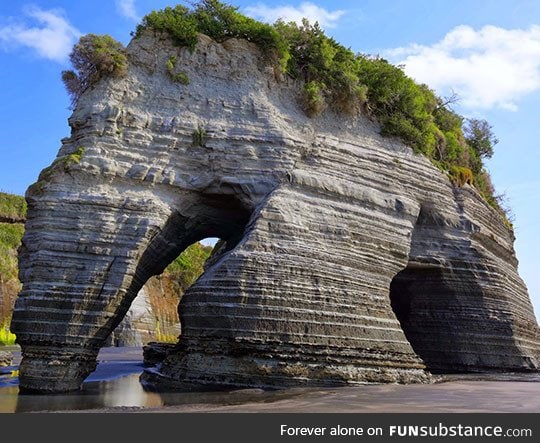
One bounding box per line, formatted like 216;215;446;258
0;192;25;344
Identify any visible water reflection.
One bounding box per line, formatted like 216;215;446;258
0;386;18;413
101;375;163;409
3;374;302;413
3;367;540;413
1;346;302;412
1;352;301;413
8;346;539;413
0;347;166;412
13;374;163;412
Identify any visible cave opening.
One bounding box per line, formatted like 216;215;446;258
389;261;517;374
388;264;463;373
388;203;523;374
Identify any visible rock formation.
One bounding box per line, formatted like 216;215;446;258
11;32;540;393
143;342;176;367
106;286;158;347
0;350;13;367
0;192;177;348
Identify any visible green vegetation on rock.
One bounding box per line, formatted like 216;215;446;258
0;322;16;346
274;18;369;116
51;146;86;173
192;125;207;147
29;147;86;196
136;0;505;220
166;55;190;84
136;0;288;67
302;81;326;117
0;192;27;221
62;34;128;107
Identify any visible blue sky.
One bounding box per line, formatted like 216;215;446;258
1;1;540;318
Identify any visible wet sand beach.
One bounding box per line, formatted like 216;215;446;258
1;347;540;413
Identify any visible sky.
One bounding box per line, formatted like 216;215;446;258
1;1;540;318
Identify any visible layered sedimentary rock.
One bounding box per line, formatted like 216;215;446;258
0;195;173;348
12;32;540;392
0;351;12;367
143;342;176;367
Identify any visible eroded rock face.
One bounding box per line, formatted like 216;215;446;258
143;342;176;367
11;32;540;392
0;351;13;367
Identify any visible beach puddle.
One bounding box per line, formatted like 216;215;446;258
1;374;161;413
0;347;302;412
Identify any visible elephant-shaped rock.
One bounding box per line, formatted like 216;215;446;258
12;33;540;393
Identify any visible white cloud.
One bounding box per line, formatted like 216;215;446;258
245;2;345;28
116;0;140;22
387;25;540;111
0;6;80;62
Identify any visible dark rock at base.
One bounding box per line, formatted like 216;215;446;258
0;351;13;367
143;342;176;367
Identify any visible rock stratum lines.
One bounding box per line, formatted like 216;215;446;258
11;33;540;392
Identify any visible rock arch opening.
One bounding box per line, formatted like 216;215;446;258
98;192;253;352
149;237;219;342
389;205;526;374
108;238;220;347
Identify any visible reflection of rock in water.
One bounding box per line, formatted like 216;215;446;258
12;375;540;412
0;386;18;413
15;389;94;413
4;349;540;412
14;374;163;413
100;375;162;409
